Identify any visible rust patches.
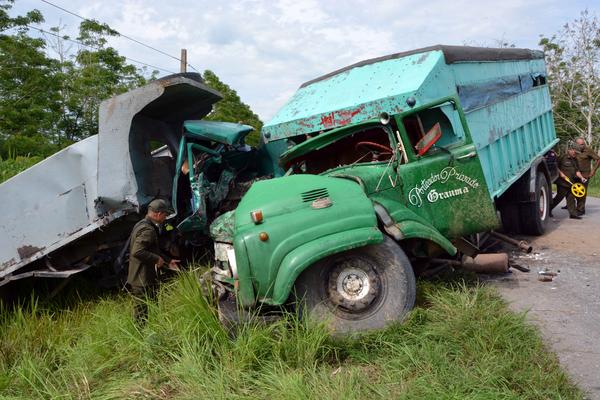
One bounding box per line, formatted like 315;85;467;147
319;105;366;129
17;245;44;260
105;98;118;120
297;119;315;129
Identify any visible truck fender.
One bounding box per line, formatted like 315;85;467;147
373;202;457;256
270;227;383;305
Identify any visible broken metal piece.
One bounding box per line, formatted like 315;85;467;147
430;253;510;274
510;263;530;273
453;237;481;258
490;231;533;253
461;253;510;274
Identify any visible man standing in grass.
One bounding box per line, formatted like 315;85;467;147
127;199;179;325
575;137;600;215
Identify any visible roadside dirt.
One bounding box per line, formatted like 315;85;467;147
486;196;600;399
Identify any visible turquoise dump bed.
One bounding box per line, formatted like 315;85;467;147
262;45;558;199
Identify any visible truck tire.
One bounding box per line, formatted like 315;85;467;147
294;236;416;336
520;172;550;236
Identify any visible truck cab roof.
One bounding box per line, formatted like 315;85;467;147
184;120;254;145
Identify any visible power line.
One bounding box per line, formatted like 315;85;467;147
39;0;200;72
24;24;177;74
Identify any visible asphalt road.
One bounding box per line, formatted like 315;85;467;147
487;196;600;399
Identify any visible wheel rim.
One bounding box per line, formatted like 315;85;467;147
336;267;370;302
539;184;548;220
327;258;381;313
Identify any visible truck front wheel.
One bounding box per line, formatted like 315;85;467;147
294;236;416;335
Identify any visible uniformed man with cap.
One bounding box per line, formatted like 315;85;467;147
128;199;179;324
575;137;600;215
550;143;587;219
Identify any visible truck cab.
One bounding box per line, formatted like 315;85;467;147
172;120;263;236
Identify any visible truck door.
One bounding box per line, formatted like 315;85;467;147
396;99;500;238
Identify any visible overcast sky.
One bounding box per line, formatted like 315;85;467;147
10;0;600;121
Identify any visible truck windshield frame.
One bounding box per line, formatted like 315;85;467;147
280;120;399;174
396;96;472;162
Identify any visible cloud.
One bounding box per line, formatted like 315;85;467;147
13;0;600;120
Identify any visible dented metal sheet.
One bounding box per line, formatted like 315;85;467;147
262;50;448;141
97;73;221;214
0;73;223;281
0;136;99;277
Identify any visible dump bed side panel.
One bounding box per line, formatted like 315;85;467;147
452;58;558;198
0;136;99;277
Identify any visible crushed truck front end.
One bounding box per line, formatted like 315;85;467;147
210;174;383;307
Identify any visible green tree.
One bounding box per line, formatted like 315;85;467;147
540;10;600;148
0;2;154;155
0;0;62;157
203;70;263;146
59;19;152;141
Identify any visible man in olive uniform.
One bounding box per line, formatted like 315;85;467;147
550;144;587;219
128;199;179;324
575;137;600;215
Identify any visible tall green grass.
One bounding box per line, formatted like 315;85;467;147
0;156;42;184
0;272;581;399
587;176;600;197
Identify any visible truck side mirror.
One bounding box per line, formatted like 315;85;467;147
415;122;442;156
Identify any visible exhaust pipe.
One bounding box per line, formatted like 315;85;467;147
461;253;510;274
430;253;510;274
490;231;533;253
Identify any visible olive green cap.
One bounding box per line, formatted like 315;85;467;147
148;199;173;214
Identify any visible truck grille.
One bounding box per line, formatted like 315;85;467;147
301;188;329;202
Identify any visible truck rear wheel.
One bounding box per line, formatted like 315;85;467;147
294;236;416;336
521;172;550;235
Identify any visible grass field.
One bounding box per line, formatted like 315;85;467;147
586;175;600;197
0;156;42;184
0;272;582;399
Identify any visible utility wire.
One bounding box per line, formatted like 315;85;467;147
25;24;177;74
39;0;200;73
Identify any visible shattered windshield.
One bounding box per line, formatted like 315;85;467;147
284;125;394;175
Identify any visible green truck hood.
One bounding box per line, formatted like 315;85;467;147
234;174;369;231
184;120;254;145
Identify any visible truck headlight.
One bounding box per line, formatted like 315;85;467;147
214;242;238;279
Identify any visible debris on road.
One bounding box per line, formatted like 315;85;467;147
538;269;559;282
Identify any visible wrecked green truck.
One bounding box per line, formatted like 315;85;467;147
1;45;557;335
208;45;558;333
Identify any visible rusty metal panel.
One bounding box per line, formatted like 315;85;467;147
96;74;221;214
262;50;448;141
0;136;98;277
0;73;222;281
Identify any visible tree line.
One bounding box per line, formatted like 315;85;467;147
1;1;598;159
0;0;262;158
539;10;600;148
